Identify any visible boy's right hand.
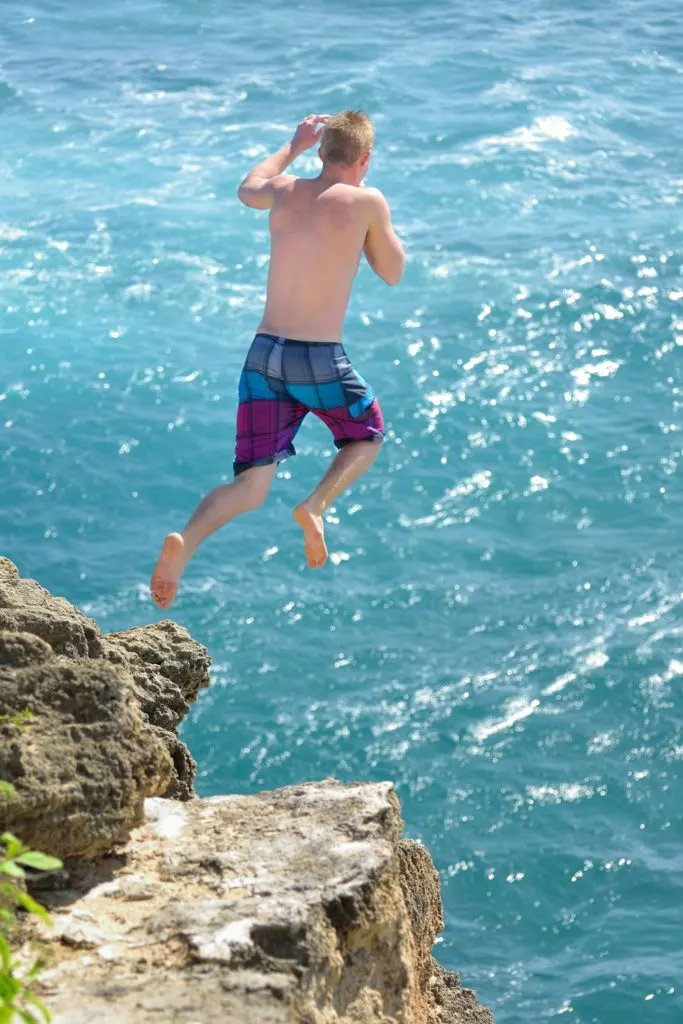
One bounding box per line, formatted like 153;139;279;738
291;114;330;153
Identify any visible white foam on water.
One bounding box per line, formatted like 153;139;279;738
478;115;576;152
471;698;541;742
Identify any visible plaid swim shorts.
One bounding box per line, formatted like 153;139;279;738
234;333;384;476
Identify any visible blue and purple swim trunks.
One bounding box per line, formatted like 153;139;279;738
234;333;384;476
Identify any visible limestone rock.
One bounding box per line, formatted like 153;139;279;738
0;630;172;859
0;557;102;659
34;781;493;1024
1;559;493;1021
0;558;210;810
102;620;211;800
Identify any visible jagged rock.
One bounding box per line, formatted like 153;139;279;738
34;782;493;1024
1;560;493;1021
0;558;211;815
102;620;209;730
396;843;492;1021
102;620;211;800
0;558;102;659
0;630;172;859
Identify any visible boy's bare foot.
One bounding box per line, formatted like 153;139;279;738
293;505;328;569
150;533;186;609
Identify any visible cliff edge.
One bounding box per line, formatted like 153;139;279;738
0;557;492;1023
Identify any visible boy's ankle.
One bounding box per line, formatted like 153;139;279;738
297;500;323;517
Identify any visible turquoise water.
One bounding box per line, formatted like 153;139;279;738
2;0;682;1019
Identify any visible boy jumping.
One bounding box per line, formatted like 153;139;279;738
151;110;405;609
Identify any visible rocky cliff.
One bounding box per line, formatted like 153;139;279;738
0;557;492;1024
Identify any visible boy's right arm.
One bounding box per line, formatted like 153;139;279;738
363;189;405;286
237;114;329;210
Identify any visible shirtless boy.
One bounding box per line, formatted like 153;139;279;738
151;111;405;609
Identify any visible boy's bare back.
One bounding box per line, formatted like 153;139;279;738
259;179;382;341
237;113;404;342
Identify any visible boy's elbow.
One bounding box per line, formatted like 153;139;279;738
237;181;272;211
385;256;405;286
366;246;404;285
237;178;262;207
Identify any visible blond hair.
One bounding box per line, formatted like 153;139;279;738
320;110;374;166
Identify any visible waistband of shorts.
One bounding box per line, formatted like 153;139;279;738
255;332;344;348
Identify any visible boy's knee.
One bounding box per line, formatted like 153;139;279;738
238;478;268;511
247;491;267;511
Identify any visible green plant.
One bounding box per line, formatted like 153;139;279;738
0;795;62;1023
0;712;34;732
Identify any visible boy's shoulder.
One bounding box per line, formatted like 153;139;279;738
360;186;389;207
359;187;391;222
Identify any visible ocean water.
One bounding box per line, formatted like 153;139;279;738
2;0;682;1019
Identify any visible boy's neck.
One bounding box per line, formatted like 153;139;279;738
319;163;362;187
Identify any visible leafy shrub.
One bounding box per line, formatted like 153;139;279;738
1;784;62;1024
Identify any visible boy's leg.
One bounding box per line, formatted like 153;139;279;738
294;441;380;569
150;463;276;609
